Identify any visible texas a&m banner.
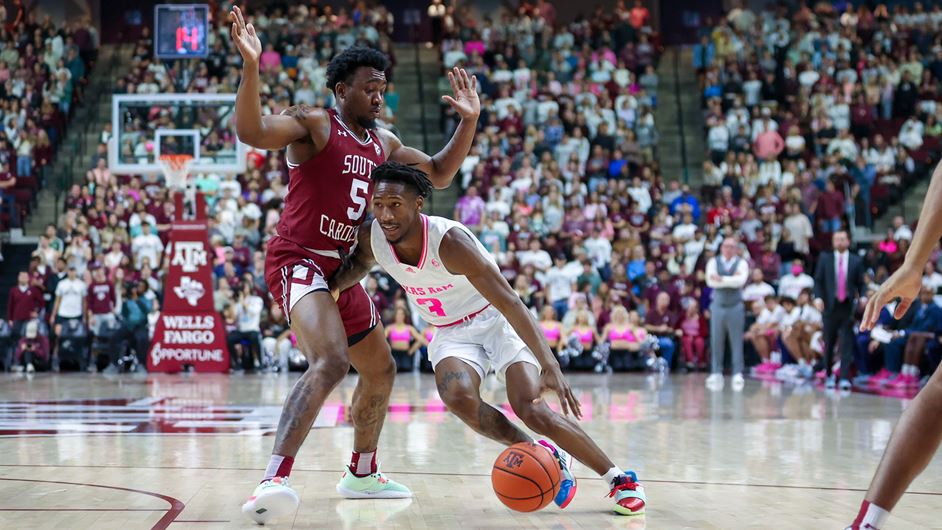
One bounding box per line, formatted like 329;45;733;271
148;221;229;372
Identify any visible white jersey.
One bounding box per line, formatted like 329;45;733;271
371;214;492;326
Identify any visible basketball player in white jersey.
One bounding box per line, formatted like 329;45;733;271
330;162;647;515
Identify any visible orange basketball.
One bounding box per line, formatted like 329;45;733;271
491;442;562;512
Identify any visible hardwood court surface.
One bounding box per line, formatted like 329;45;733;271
1;372;941;529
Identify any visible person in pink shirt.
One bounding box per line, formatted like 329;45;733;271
259;43;281;73
754;128;785;160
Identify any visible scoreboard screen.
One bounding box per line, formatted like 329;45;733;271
155;4;210;59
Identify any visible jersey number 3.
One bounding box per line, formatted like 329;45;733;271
347;179;370;220
416;297;447;317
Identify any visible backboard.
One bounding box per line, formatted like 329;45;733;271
108;93;246;176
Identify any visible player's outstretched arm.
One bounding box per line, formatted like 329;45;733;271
228;6;309;150
439;228;582;418
381;67;480;189
328;224;377;300
861;159;942;330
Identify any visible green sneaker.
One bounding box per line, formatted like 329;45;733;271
336;467;412;499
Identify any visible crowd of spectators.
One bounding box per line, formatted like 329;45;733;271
0;8;96;232
6;2;942;396
683;2;942;390
4;3;398;373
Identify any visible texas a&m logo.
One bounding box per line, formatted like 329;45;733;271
502;450;525;469
171;241;208;273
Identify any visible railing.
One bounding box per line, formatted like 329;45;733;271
672;48;690;184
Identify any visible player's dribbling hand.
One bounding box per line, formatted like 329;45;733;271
535;366;583;420
442;67;480;120
860;262;923;331
228;6;262;64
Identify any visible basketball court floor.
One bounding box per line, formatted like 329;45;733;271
1;372;940;529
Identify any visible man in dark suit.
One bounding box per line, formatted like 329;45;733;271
814;229;866;390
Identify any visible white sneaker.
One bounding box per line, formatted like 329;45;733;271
26;363;35;374
705;373;724;390
731;373;745;392
242;477;300;525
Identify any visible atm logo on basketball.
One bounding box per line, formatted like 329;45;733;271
502;450;525;469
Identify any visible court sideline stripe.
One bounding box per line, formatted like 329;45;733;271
0;477;184;529
1;465;939;497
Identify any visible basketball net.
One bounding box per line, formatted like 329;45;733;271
159;154;193;191
159;154;198;220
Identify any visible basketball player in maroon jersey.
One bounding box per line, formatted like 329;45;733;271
850;159;942;530
227;7;480;523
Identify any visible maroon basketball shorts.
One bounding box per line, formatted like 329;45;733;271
265;235;379;346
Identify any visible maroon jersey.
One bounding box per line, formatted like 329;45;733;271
276;109;386;252
87;281;115;315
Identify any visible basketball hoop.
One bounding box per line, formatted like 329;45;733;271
159;154;194;191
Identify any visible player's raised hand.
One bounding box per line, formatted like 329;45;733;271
442;67;480;120
535;366;583;420
860;262;923;331
228;6;261;65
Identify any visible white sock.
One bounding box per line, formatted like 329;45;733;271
602;466;622;486
857;501;890;529
353;451;376;476
798;358;807;366
913;366;921;377
903;364;914;376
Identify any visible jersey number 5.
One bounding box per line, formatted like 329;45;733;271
416;297;447;317
347;179;370;220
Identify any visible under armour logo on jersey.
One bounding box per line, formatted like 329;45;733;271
338;130;348;137
405;267;415;273
430;259;440;268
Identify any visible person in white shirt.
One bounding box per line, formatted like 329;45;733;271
51;265;86;325
516;238;553;272
50;265;88;365
892;216;913;241
583;229;613;271
742;269;776;304
783;203;814;255
922;262;942;307
131;222;164;270
544;255;577;319
227;277;265;371
705;236;750;390
707;117;730;162
746;295;787;370
781;289;822;378
778;259;816;300
671;212;697;242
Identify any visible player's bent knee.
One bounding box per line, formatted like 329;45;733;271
310;351;351;383
440;389;479;420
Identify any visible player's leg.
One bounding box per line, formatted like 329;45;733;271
893;334;928;387
848;366;942;530
335;285;410;499
837;313;856;388
243;260;352;523
434;356;531;444
708;305;727;387
503;361;645;515
822;313;841;387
